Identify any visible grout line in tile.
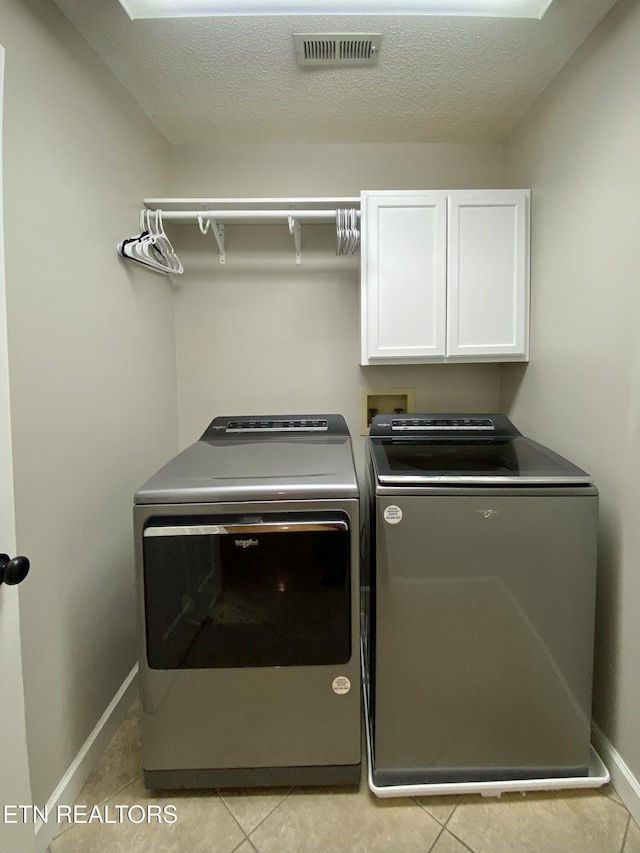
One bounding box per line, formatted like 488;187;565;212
96;772;146;809
244;787;294;840
215;789;253;842
413;794;461;828
52;817;76;841
446;825;477;853
443;795;462;829
607;789;632;812
231;835;257;853
52;773;145;840
217;786;294;842
427;825;445;853
412;799;434;823
620;813;631;853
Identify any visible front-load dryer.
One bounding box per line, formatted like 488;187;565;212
134;414;361;789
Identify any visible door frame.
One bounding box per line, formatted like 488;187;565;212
0;42;37;853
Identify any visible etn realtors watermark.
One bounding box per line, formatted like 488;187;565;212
3;804;177;825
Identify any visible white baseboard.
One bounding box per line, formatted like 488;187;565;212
34;664;139;853
592;722;640;827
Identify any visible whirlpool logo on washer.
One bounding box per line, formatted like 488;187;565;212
235;538;259;548
476;509;500;519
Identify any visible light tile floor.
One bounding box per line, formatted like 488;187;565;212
50;697;640;853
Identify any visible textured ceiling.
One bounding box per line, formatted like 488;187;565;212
51;0;617;144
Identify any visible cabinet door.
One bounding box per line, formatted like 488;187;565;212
447;190;530;361
361;191;446;364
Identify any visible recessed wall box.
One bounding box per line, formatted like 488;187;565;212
360;387;415;435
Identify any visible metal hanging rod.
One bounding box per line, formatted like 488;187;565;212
121;198;362;269
149;208;361;224
145;196;360;210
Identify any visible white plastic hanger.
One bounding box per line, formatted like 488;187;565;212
117;209;183;275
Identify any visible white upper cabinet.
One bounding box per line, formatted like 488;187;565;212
360;189;530;365
447;190;529;360
360;192;447;362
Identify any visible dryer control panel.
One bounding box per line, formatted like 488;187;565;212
200;414;349;440
226;419;328;433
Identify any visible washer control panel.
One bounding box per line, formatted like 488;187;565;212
391;418;494;431
369;413;520;440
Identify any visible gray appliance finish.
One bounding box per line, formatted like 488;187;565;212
134;415;361;790
363;413;598;789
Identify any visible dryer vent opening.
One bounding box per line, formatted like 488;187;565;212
294;34;382;67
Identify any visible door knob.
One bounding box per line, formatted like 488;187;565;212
0;554;30;586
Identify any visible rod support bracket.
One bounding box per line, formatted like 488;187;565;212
198;213;226;264
288;214;302;265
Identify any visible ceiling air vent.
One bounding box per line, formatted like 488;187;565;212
294;34;382;67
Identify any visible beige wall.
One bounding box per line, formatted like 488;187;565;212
0;0;176;810
168;142;504;198
502;0;640;793
168;143;504;463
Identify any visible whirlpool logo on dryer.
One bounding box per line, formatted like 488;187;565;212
235;538;259;548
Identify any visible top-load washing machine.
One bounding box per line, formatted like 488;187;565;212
363;413;601;794
134;414;361;790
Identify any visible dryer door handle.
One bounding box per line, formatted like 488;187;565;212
144;520;349;537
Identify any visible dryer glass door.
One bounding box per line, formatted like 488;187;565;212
142;514;351;670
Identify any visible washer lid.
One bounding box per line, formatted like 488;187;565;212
370;435;593;486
